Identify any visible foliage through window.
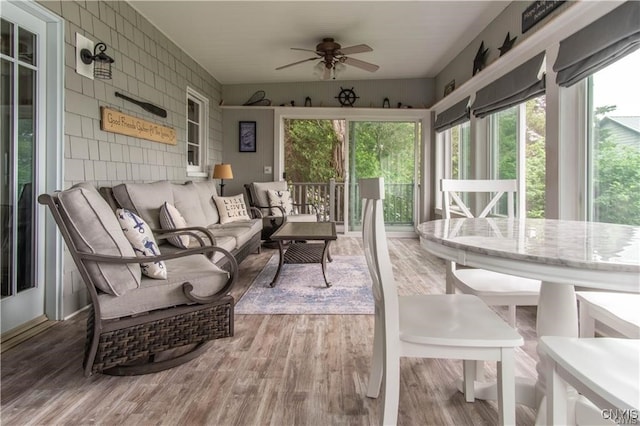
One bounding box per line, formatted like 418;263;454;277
587;49;640;226
489;96;546;218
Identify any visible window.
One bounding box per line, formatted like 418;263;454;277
587;49;640;226
489;96;546;218
186;88;208;174
435;121;470;209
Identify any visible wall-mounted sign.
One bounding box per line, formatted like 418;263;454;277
100;107;176;145
522;0;565;34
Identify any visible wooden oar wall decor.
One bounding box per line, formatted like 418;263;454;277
115;92;167;118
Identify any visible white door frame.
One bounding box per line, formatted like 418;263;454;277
1;1;64;332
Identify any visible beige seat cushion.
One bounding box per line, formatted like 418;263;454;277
161;235;236;264
207;219;262;249
285;214;317;223
97;254;230;320
58;186;141;296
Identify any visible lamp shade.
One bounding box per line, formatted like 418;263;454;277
212;163;233;180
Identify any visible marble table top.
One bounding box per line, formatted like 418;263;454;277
417;218;640;276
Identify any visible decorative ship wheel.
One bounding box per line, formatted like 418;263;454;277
336;87;359;107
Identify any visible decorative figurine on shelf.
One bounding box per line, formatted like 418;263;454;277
499;32;517;56
336;87;359;107
304;97;312;107
383;98;390;108
473;41;489;76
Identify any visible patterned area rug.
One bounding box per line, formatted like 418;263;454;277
235;255;374;314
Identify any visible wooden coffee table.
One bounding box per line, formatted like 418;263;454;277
269;221;337;287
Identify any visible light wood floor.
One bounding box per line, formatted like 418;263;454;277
1;237;539;425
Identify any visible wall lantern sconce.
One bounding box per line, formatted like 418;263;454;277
80;42;114;79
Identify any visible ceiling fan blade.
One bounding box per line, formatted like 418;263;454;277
338;44;373;55
275;57;317;70
343;57;380;72
291;47;320;53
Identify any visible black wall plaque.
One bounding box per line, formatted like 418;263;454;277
522;1;565;34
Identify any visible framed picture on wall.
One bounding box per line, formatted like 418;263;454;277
239;121;256;152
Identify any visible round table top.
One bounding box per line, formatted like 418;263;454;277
417;218;640;290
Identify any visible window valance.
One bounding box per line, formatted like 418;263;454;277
553;1;640;88
434;97;470;132
472;52;546;118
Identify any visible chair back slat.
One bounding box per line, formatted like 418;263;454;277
359;178;400;339
441;179;518;219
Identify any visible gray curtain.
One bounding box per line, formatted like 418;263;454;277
471;52;546;118
553;1;640;87
434;97;470;132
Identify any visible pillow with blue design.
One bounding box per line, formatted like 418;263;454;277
116;209;167;279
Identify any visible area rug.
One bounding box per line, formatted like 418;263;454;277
235;255;374;314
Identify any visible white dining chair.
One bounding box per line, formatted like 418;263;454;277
360;177;524;426
540;336;640;425
440;179;541;327
576;291;640;338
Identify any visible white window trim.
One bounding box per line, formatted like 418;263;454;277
186;87;209;177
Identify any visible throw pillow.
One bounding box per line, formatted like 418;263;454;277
213;194;251;224
159;202;189;248
267;189;294;216
117;209;167;279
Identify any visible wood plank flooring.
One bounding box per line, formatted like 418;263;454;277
1;237;538;425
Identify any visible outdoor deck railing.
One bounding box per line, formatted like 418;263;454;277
289;180;414;226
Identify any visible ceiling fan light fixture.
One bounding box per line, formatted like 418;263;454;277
313;61;325;78
333;61;347;79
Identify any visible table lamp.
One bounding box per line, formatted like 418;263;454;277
212;163;233;196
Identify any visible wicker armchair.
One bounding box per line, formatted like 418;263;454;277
39;184;238;376
244;181;318;241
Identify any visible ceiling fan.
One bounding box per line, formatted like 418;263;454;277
276;38;380;80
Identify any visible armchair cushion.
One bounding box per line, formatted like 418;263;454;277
213;194;251;224
159;202;189;248
58;186;141;296
117;209;167;280
251;181;288;216
267;189;294;216
97;254;230;320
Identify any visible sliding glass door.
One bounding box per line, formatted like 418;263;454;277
347;121;419;232
282;117;419;234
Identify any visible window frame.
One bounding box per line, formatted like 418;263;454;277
186;87;209;176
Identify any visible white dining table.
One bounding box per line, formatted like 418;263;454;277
417;218;640;419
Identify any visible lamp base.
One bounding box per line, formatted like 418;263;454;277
219;181;225;196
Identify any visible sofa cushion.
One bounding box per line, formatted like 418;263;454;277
251;181;288;216
267;189;295;216
171;182;208;227
213;194;251;224
188;181;220;225
161;235;236;264
159;202;189;248
207;219;262;249
112;181;174;229
58;186;141;296
97;255;230;320
117;209;167;280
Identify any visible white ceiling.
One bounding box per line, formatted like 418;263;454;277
129;1;509;85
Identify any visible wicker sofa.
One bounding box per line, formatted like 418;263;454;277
39;183;239;376
101;180;262;267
